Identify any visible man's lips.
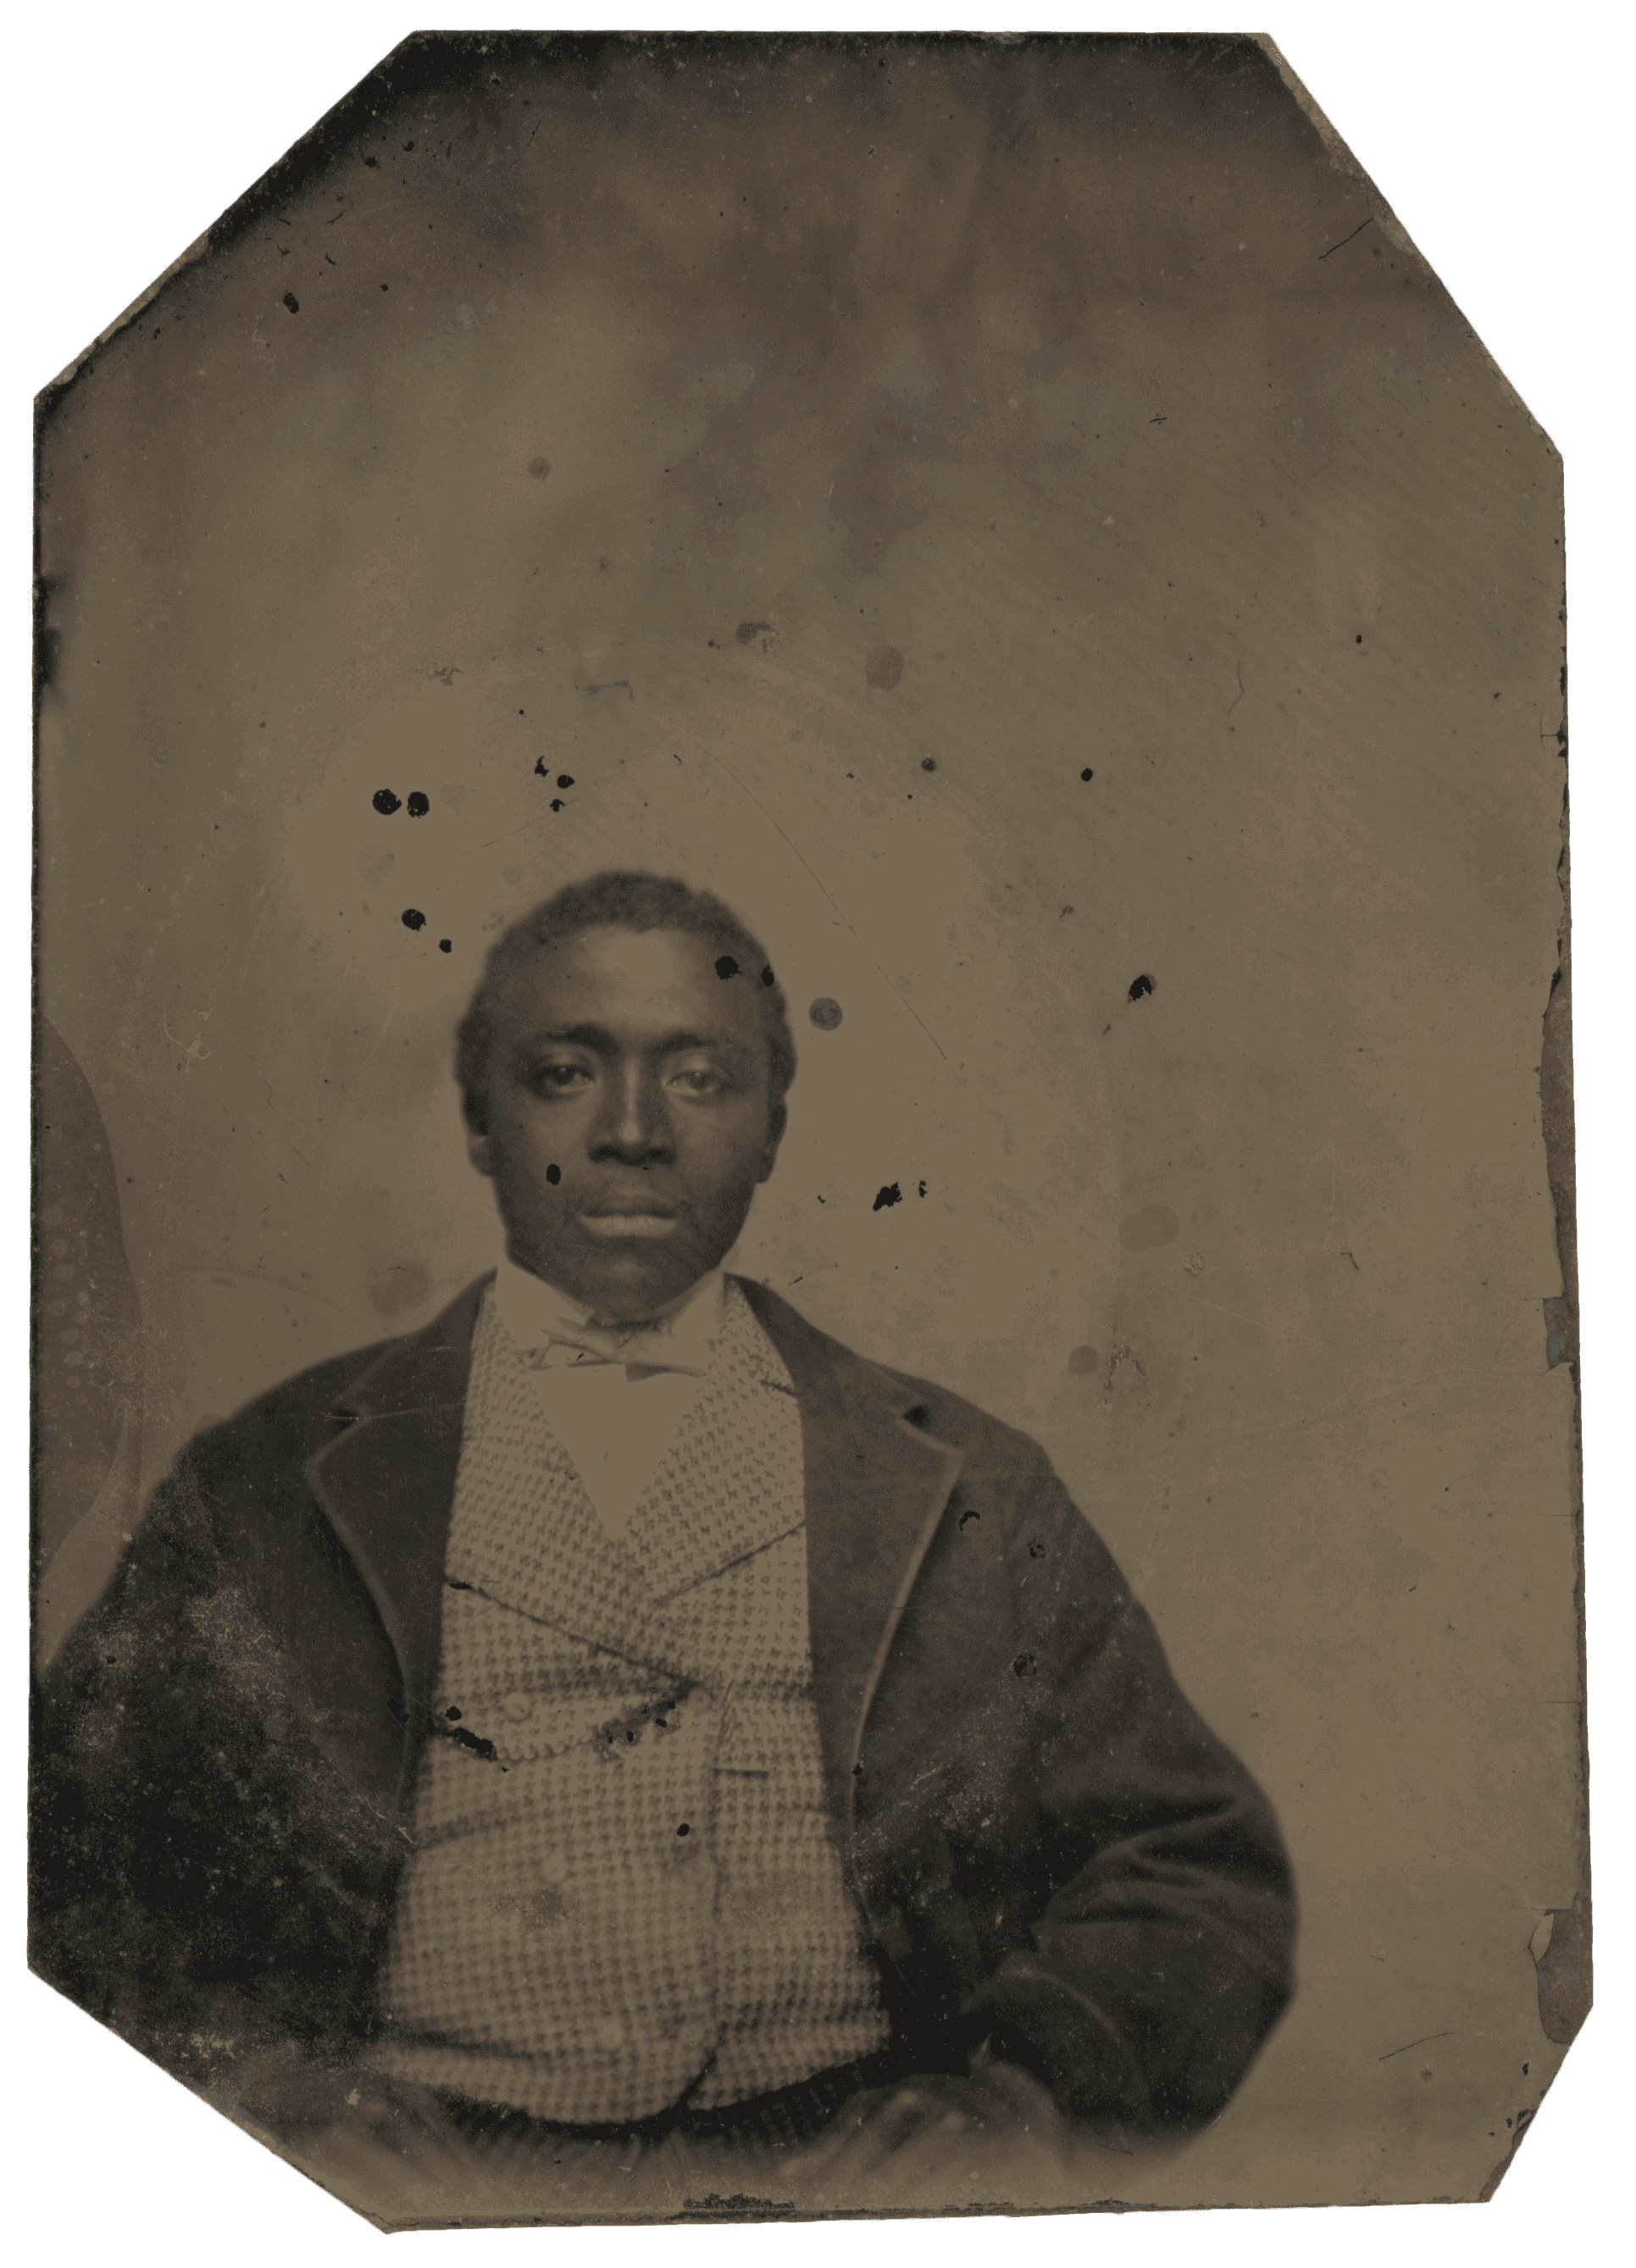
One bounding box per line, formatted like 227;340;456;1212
578;1201;682;1239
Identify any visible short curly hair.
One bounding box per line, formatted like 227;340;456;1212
456;871;797;1131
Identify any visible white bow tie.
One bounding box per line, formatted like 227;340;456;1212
520;1318;712;1377
496;1258;725;1378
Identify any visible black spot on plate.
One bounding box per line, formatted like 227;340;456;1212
402;909;426;931
1128;973;1154;1001
872;1182;902;1212
373;789;401;814
715;955;740;979
446;1723;496;1760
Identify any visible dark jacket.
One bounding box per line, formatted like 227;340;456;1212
31;1275;1295;2132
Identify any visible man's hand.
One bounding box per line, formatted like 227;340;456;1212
229;2052;486;2208
230;2049;431;2143
782;2051;1073;2206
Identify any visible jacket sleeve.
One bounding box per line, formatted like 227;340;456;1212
951;1468;1297;2132
30;1428;396;2088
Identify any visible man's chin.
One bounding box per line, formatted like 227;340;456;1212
513;1239;712;1320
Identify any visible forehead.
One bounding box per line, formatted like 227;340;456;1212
492;923;769;1051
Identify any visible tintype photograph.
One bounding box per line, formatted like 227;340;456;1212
30;30;1584;2228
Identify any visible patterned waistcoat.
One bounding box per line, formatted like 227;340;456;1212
369;1279;891;2125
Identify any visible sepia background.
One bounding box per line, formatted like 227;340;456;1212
33;30;1581;2211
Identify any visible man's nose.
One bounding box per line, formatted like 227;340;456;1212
590;1062;674;1163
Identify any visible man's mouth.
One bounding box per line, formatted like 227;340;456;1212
579;1204;681;1240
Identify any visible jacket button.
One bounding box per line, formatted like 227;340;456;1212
593;2017;626;2052
501;1690;535;1724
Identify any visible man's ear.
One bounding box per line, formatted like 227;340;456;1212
757;1099;787;1184
464;1111;492;1178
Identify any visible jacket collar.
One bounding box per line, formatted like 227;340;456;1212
302;1270;964;1836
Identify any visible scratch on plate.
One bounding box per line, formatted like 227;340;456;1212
163;1012;212;1070
1378;2031;1456;2062
711;757;948;1062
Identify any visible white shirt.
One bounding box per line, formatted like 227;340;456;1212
491;1256;726;1542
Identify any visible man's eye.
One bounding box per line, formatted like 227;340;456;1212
670;1067;725;1094
535;1063;591;1090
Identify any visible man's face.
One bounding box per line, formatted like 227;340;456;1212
466;924;785;1319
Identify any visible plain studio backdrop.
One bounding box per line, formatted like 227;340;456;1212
12;7;1631;2267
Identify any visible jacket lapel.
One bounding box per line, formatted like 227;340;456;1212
302;1276;488;1786
735;1279;964;1858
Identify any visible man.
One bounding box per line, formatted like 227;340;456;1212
33;872;1295;2215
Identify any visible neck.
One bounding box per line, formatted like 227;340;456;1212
497;1250;723;1329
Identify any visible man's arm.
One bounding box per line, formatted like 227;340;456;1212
955;1467;1297;2131
814;1439;1295;2190
30;1424;396;2093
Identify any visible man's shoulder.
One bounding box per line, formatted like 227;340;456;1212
867;1358;1064;1493
223;1337;401;1424
192;1276;491;1454
735;1277;1058;1483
